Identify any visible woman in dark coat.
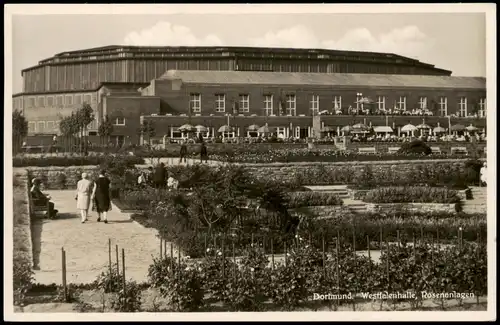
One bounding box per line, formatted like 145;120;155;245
91;170;111;223
200;143;208;163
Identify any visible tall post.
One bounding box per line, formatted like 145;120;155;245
61;248;67;302
115;245;119;275
121;248;126;294
271;237;275;270
108;238;112;277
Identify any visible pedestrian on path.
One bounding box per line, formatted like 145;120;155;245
91;170;111;223
480;162;487;186
180;140;188;163
200;142;208;163
76;173;93;223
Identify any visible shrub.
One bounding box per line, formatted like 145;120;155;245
362;186;461;204
13;256;35;306
93;264;122;293
287;192;343;208
398;140;432;155
110;281;142;312
163;262;205;312
13;155;145;167
55;172;67;189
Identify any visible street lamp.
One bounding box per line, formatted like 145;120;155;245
356;93;363;112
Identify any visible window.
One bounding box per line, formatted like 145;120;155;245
215;94;225;112
439;97;448;116
47;121;55;130
377;96;386;110
47;96;54;106
458;97;467;116
75;94;83;105
28;97;35;108
114;117;125;125
397;96;407;111
65;95;73;105
28;122;35;133
264;95;273;116
333;96;342;111
286;94;296;116
37;121;45;132
84;94;91;104
189;93;201;113
418;97;427;110
56;96;63;107
310;95;319;115
38;97;45;108
239;94;250;113
478;98;486;117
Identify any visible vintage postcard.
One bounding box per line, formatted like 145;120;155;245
4;3;496;321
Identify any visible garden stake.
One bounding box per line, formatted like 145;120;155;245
271;237;275;270
222;235;225;279
420;227;424;243
61;248;68;302
413;233;416;260
430;235;434;265
108;238;112;276
367;235;371;268
384;238;389;311
122;248;126;295
204;233;207;256
379;227;383;250
160;238;163;258
164;239;167;258
284;240;287;267
232;240;236;278
459;228;463;250
436;229;440;246
214;234;216;253
251;233;254;247
322;236;326;276
397;230;400;248
177;246;181;268
336;235;340;311
115;245;119;275
352;228;356;258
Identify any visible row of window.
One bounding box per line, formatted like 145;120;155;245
13;93;96;109
189;93;487;117
27;119;99;133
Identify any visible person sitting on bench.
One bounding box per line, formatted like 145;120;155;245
31;178;58;218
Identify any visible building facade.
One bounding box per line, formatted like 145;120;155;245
13;46;486;142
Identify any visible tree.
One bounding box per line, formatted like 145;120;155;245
75;104;95;153
12;110;28;155
139;120;156;146
98;115;114;147
59;113;80;152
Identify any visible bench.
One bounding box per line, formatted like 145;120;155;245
388;147;400;154
430;147;442;154
451;147;468;155
358;147;377;154
28;190;52;219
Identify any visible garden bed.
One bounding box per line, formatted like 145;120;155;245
19;241;487;312
13;171;36;306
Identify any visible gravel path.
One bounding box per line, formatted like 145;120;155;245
31;190;172;285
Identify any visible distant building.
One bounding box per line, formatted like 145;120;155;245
12;46;486;143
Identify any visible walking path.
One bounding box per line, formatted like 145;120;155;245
31;190;170;285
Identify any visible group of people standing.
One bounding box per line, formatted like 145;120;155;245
76;170;112;224
179;140;208;163
137;164;179;190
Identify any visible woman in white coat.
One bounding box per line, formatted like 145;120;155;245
480;162;487;186
76;173;93;223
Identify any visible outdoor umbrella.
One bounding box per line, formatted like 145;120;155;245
433;126;447;133
416;123;431;129
466;125;479;132
179;124;195;132
247;124;260;131
373;126;393;133
257;125;274;134
357;97;375;105
401;124;417;133
351;123;370;134
321;126;335;132
450;124;466;132
195;125;208;132
218;125;233;133
341;125;353;133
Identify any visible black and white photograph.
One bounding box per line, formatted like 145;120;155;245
4;3;496;321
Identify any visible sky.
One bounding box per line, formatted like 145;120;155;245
10;10;486;94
